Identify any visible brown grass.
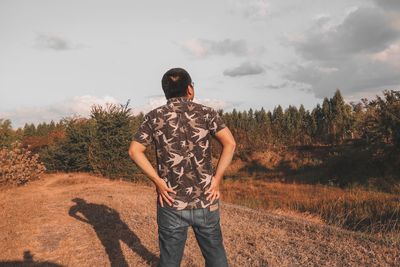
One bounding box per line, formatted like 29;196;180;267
221;177;400;244
0;172;399;266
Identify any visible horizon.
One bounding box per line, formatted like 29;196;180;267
4;87;390;131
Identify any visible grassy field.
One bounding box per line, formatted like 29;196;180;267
1;172;399;267
221;177;400;245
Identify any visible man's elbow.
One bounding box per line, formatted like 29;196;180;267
225;140;236;151
128;141;145;158
128;148;135;158
231;141;237;151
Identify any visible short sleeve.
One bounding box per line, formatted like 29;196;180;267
208;109;227;136
132;114;154;147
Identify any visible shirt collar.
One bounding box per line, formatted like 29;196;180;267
166;96;192;104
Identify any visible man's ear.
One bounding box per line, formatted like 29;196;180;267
187;85;194;98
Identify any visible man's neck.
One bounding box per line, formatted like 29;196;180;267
167;96;192;103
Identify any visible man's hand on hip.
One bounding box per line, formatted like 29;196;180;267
205;176;221;203
154;177;176;207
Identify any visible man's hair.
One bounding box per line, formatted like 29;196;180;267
161;68;192;99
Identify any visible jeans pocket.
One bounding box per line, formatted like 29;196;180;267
157;204;182;229
204;206;220;226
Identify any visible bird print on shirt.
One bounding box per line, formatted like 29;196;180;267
167;180;179;191
140;132;149;141
185;186;193;195
162;135;174;146
170;121;179;134
166;152;184;167
199;140;209;152
187;103;196;112
192;127;208;142
184;112;196;120
132;96;227;210
194;154;204;166
165;112;178;121
199;173;213;189
188;118;202;129
186;171;196;181
173;166;184;181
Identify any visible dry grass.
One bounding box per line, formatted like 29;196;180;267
0;172;399;266
221;177;400;244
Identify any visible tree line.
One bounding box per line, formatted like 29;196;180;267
223;89;399;150
0;89;398;180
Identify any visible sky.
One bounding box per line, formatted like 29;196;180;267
1;0;400;129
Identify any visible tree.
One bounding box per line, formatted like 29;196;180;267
272;105;285;144
330;89;350;143
321;98;332;143
365;90;400;147
88;100;138;179
0;119;16;148
40;117;94;172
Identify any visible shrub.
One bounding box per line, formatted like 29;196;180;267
0;141;46;186
39;117;95;172
88;101;139;179
0;118;17;148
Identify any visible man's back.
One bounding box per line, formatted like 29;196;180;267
132;96;227;210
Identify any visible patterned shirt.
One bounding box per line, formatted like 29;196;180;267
132;96;227;210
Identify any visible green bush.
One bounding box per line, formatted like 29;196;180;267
40;117;95;172
0;119;18;149
88;101;139;179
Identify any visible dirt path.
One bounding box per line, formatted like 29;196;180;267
0;173;398;267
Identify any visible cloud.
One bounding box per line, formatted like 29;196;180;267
180;38;265;58
369;43;400;68
0;93;236;129
284;6;400;98
146;94;165;99
33;32;86;51
223;61;265;77
373;0;400;11
196;98;229;110
228;0;306;21
135;95;231;114
284;58;400;98
293;7;399;61
131;96;167;115
0;95;119;129
228;0;272;21
254;81;290;90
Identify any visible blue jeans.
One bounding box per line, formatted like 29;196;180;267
156;199;229;267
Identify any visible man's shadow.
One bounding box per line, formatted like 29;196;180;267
0;250;63;266
68;198;159;267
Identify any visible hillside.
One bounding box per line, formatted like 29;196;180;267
0;173;399;267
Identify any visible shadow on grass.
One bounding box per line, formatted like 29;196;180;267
0;250;63;266
238;144;399;192
69;198;159;267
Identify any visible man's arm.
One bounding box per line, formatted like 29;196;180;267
213;127;236;181
205;127;236;202
128;141;176;206
128;141;160;184
68;206;89;223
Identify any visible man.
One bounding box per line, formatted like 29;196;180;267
128;67;236;267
